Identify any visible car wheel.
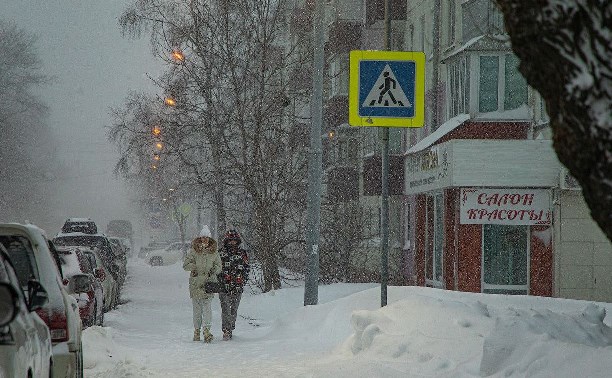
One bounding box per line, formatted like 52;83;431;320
149;256;163;266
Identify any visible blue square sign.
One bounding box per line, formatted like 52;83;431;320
349;50;425;128
358;60;416;118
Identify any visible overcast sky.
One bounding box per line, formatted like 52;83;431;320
0;0;161;237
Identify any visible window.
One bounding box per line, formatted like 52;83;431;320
447;56;469;117
482;225;529;294
478;54;528;113
0;236;39;290
479;56;499;112
425;193;444;286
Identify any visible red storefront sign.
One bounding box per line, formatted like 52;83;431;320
460;188;552;225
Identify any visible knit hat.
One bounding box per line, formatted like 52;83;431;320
199;225;212;238
223;229;241;243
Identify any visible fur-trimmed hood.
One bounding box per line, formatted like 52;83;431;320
192;236;217;254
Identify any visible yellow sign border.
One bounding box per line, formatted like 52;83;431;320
349;50;425;128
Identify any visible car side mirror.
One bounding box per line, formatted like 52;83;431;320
94;267;106;281
0;283;20;326
27;279;49;312
70;274;91;294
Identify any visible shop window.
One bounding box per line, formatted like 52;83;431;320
482;225;529;294
425;193;444;287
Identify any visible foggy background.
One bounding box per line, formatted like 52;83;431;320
0;0;161;237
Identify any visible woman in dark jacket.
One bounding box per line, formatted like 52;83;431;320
218;229;250;340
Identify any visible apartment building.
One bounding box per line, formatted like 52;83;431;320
402;0;612;300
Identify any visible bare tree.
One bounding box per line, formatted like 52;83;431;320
0;20;56;221
114;0;311;290
493;1;612;241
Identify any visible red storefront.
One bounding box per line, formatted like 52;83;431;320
404;120;560;296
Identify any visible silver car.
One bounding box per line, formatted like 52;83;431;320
0;223;84;378
0;244;52;378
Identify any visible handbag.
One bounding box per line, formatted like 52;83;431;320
204;281;226;294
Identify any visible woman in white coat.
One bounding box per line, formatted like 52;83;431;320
182;226;222;342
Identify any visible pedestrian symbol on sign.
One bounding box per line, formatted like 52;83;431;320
362;64;412;108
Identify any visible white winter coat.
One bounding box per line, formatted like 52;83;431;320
183;237;222;299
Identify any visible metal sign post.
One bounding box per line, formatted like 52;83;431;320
348;2;425;307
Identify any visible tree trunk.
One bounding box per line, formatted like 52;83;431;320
494;0;612;242
254;204;282;292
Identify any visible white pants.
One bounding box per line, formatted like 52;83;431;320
192;297;213;329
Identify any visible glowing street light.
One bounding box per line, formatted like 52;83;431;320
151;164;158;170
164;97;177;107
171;49;185;62
155;142;163;150
152;126;162;136
153;153;161;161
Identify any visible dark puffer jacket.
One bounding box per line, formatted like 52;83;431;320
219;244;250;294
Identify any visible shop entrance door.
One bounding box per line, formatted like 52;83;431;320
482;224;529;294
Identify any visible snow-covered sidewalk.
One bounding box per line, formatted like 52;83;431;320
83;258;612;377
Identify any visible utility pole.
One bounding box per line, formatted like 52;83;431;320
380;0;392;307
304;0;325;306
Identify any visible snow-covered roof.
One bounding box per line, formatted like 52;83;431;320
406;114;470;155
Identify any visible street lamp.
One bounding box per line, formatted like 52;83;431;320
171;49;185;62
153;153;161;161
155;142;163;150
152;126;162;136
164;97;177;107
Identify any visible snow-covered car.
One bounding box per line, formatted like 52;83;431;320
147;241;190;266
0;223;84;378
138;240;171;259
56;247;105;327
81;249;118;311
53;232;125;294
0;244;53;378
61;218;98;235
108;237;128;278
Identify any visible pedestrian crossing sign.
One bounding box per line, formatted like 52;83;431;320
349;50;425;127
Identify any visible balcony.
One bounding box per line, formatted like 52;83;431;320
323;94;348;132
327;166;359;202
365;0;407;25
327;20;362;54
290;3;314;36
363;154;404;196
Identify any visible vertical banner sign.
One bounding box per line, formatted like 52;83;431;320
460;188;552;225
348;50;425;128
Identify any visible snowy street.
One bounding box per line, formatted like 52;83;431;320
83;258;612;378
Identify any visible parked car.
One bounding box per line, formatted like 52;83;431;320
53;232;125;293
80;248;118;311
56;247;104;327
0;223;84;378
108;237;128;276
105;220;133;251
61;218;97;235
138;240;171;259
0;243;53;378
147;241;190;266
